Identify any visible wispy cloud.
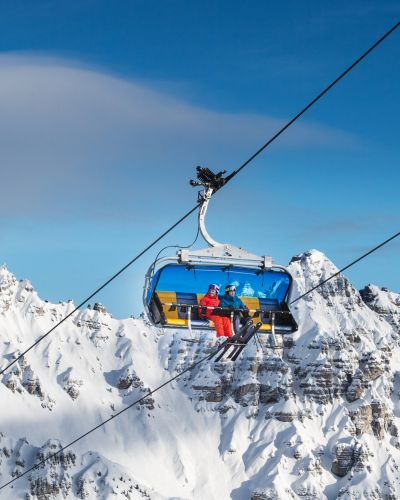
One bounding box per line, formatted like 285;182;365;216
298;213;400;239
0;54;359;217
337;239;400;258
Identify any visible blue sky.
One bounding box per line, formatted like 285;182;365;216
0;1;399;318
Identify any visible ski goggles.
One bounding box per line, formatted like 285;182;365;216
225;285;236;293
208;283;220;292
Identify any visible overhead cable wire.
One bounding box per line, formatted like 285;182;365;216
224;21;399;183
154;225;200;263
148;225;200;277
1;20;398;378
0;205;200;376
0;347;219;490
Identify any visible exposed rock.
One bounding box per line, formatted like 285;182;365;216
349;404;373;436
234;382;260;406
346;369;366;402
75;452;152;499
265;398;300;422
112;366;154;410
360;284;400;332
353;442;371;473
192;381;224;403
259;382;283;404
252;487;295;499
0;265;18;314
60;368;83;400
117;365;143;391
191;363;230;403
331;443;356;477
331;441;372;479
23;369;44;398
2;357;47;402
294;478;323;499
361;351;385;381
293;444;305;459
370;399;388;440
93;302;107;314
28;439;76;499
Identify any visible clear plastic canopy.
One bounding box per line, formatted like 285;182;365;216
147;264;291;304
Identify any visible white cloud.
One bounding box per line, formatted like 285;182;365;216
0;54;357;216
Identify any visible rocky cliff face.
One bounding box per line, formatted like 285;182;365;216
360;284;400;333
0;253;399;499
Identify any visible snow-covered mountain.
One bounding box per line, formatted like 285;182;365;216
0;250;399;499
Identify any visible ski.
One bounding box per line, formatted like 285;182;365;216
230;322;263;361
212;320;254;362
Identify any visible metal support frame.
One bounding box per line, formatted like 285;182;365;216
198;187;221;247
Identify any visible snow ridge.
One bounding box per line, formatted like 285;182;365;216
0;250;399;499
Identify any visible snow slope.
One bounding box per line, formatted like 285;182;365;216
0;252;399;499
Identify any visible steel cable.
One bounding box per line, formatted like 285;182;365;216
0;345;221;490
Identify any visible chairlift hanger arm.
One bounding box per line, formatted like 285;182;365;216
189;167;273;269
197;186;221;247
190;166;231;248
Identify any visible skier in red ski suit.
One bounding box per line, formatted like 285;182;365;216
199;284;232;337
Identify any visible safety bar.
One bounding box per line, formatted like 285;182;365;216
161;302;293;316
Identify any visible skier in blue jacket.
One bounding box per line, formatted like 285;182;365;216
219;284;249;335
219;284;246;309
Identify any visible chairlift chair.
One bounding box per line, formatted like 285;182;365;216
143;167;298;343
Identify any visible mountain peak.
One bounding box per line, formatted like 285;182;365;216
0;253;399;498
0;264;16;287
289;249;338;271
